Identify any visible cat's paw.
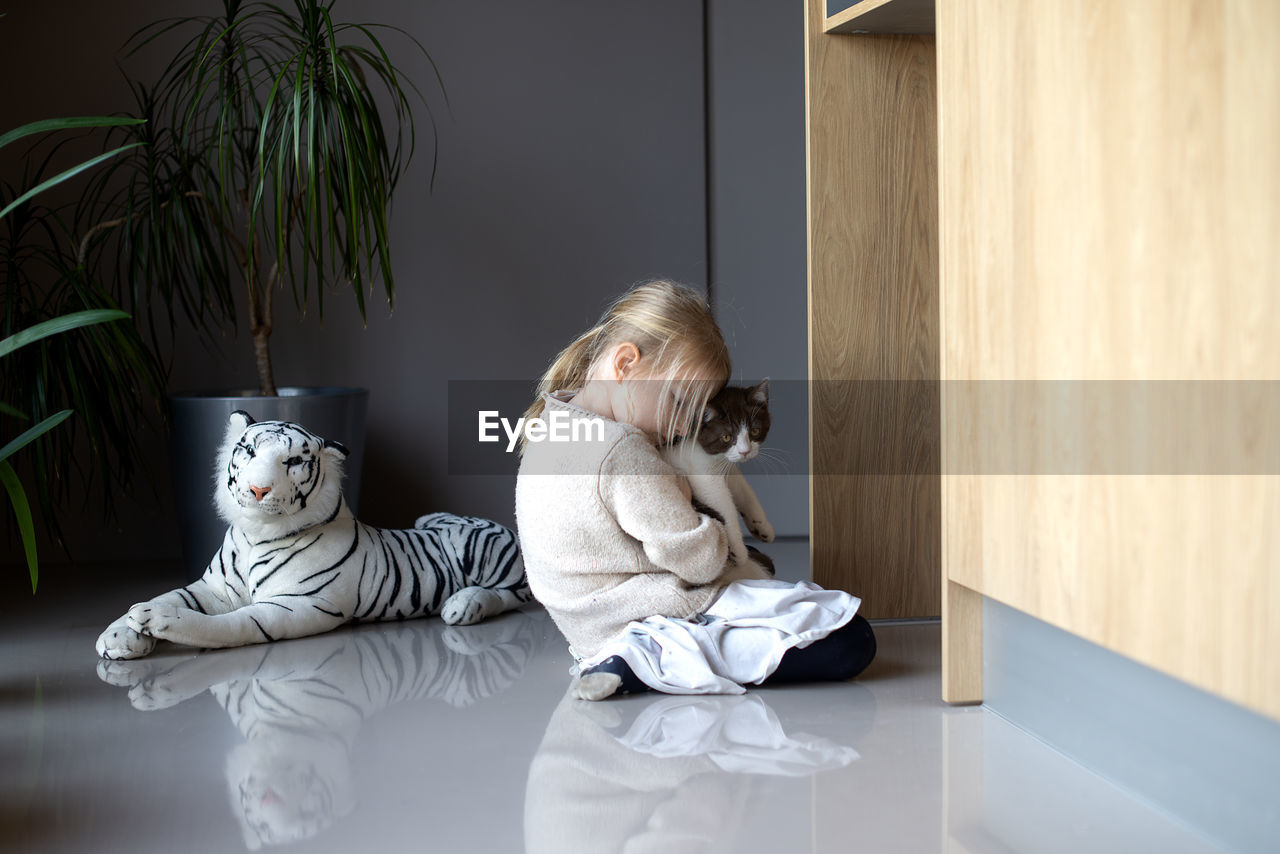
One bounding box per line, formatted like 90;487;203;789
747;517;775;543
126;602;183;639
96;619;157;660
441;587;501;626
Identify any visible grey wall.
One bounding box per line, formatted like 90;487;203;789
1;0;808;568
709;0;809;537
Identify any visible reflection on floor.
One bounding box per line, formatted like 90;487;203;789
1;546;1222;854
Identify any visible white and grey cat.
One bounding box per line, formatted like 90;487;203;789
661;380;775;568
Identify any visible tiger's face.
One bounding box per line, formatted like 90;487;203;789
215;412;348;536
226;740;353;850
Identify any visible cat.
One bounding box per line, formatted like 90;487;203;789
660;380;775;570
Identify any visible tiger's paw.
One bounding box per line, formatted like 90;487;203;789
95;618;157;660
126;602;183;640
97;659;140;687
441;611;523;656
441;587;501;626
442;623;513;657
126;676;190;712
95;659;186;710
96;656;162;687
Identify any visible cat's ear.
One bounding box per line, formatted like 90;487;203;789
748;379;770;406
701;402;719;424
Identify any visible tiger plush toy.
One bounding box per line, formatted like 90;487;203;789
95;411;531;660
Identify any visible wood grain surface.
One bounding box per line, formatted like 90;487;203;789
805;0;941;618
938;0;1280;719
825;0;935;35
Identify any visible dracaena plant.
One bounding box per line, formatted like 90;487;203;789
79;0;441;395
2;116;163;592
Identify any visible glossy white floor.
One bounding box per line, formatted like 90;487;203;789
2;542;1220;854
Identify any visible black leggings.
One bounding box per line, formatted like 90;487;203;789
585;614;877;696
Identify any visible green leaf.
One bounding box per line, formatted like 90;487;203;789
0;410;74;465
0;460;39;593
0;144;143;221
0;310;130;359
0;402;28;420
0;116;145;152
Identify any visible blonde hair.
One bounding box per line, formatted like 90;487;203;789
522;279;730;453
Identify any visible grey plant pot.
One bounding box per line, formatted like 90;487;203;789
169;387;369;582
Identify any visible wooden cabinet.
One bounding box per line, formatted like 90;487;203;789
804;0;940;621
806;0;1280;720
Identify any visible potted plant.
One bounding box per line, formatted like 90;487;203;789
2;115;161;590
78;0;442;578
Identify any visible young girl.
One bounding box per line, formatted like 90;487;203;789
514;280;875;699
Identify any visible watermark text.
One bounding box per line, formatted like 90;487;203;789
478;409;606;453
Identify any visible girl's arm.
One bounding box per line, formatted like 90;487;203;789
599;438;728;585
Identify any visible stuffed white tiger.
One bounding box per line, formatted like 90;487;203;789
95;411;531;659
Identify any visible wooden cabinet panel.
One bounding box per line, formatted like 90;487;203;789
805;0;941;618
938;0;1280;719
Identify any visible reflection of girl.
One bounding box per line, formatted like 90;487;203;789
525;686;860;854
515;280;876;699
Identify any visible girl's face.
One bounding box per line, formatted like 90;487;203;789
621;370;722;445
590;341;725;443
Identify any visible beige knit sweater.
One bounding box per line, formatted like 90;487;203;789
514;391;768;660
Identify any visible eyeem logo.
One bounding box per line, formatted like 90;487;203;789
478;410;607;453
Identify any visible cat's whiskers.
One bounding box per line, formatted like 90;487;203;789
750;447;792;476
712;455;735;476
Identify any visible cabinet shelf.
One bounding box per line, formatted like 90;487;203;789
824;0;934;34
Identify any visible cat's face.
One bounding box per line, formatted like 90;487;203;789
696;380;770;463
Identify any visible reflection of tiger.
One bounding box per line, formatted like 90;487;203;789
96;411;530;659
98;611;547;849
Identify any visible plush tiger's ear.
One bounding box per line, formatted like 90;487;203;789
229;410;255;432
323;439;349;459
